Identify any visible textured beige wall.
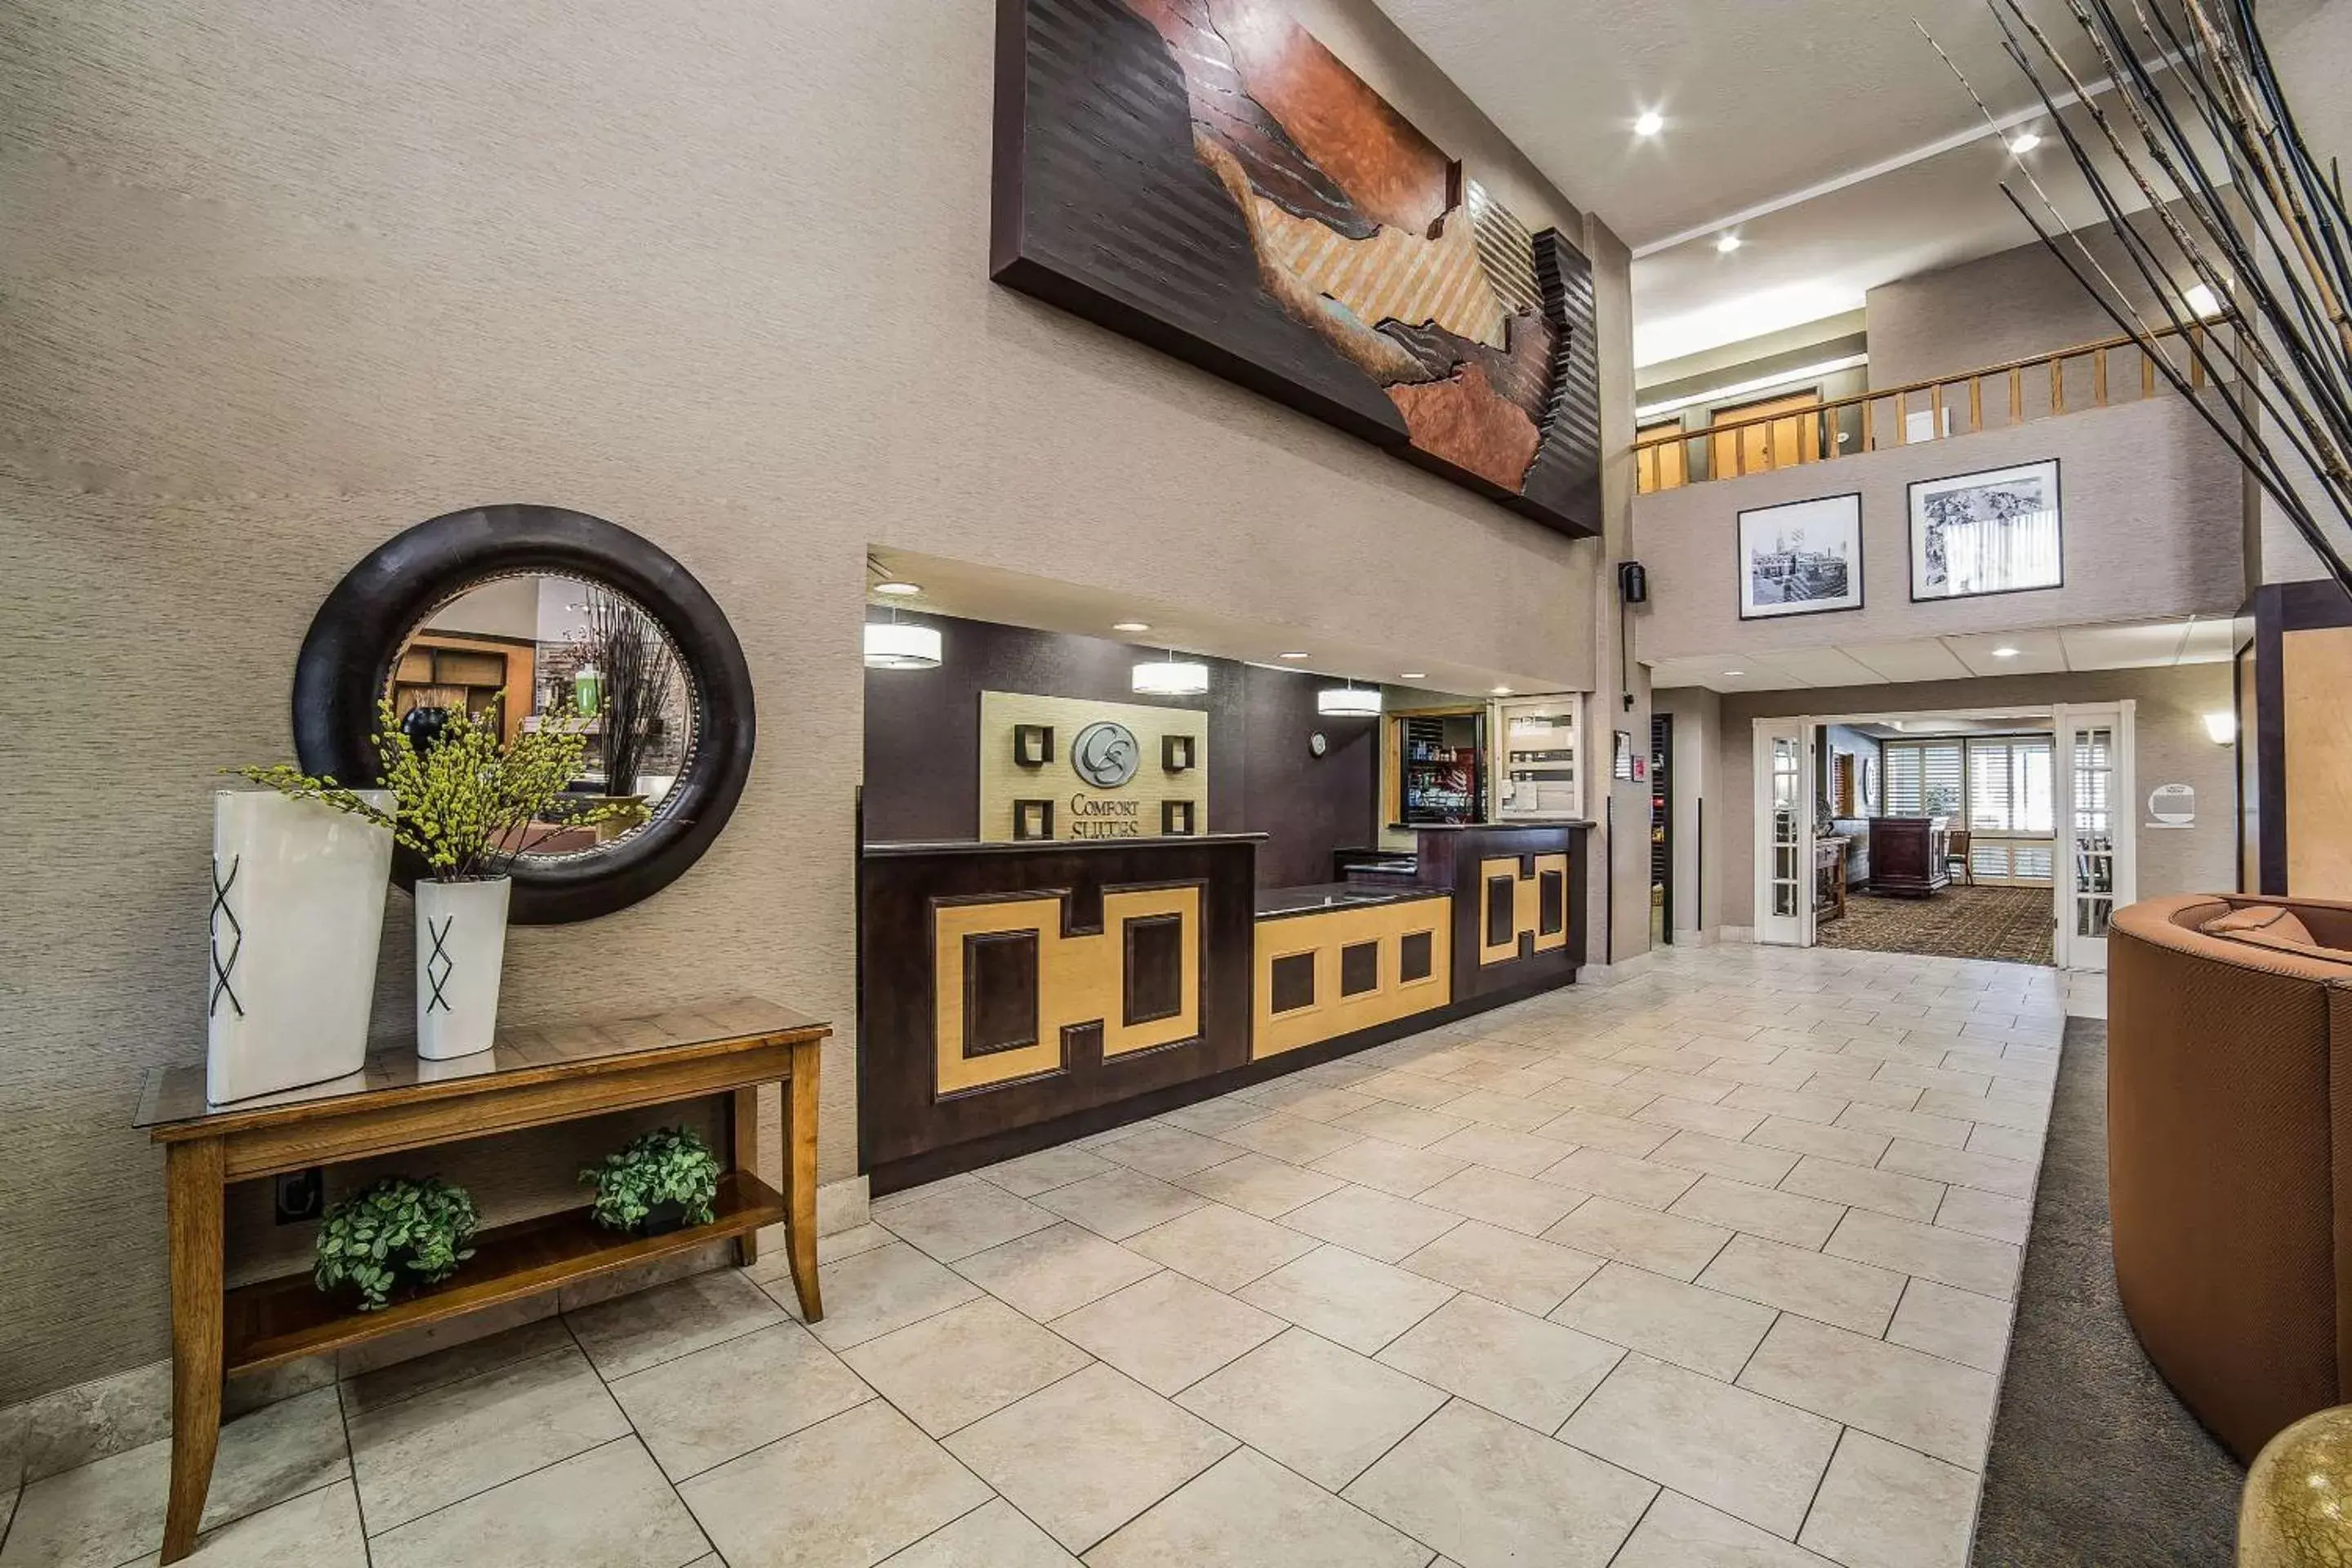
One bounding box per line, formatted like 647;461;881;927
1634;394;2245;664
0;0;1623;1402
1864;215;2189;391
1711;664;2238;927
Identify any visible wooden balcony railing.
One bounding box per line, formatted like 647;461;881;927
1634;318;2232;494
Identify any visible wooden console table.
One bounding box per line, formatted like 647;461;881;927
134;997;828;1564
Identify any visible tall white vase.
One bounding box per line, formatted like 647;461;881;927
415;876;510;1059
207;789;395;1105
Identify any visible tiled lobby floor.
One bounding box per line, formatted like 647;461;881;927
2;944;2067;1568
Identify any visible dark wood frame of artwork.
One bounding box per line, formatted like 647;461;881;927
1735;492;1865;622
1906;458;2065;603
989;0;1600;540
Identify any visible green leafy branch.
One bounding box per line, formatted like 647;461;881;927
235;694;625;882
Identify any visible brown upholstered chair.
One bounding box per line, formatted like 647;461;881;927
2109;893;2352;1461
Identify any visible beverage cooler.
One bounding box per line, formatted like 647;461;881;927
1493;695;1584;822
1397;711;1486;826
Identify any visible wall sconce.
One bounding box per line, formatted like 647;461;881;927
2203;711;2238;746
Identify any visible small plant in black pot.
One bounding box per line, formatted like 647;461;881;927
582;1126;720;1236
313;1176;479;1312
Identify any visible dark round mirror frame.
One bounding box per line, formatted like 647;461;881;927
292;504;755;924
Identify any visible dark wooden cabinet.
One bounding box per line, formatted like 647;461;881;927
1868;817;1951;897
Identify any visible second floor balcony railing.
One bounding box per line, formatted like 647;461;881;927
1633;317;2234;493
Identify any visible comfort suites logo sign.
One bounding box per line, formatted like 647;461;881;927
1069;720;1144;837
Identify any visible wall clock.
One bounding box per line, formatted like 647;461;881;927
1308;732;1329;757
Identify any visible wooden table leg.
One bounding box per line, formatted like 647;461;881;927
162;1138;226;1565
730;1085;761;1268
782;1040;822;1322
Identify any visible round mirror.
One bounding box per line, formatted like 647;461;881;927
294;506;754;924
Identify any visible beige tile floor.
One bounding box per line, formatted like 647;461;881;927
0;943;2070;1568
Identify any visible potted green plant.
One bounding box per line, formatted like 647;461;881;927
313;1175;479;1312
581;1126;722;1236
238;695;615;1060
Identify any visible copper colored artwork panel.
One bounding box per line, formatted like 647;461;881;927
991;0;1600;538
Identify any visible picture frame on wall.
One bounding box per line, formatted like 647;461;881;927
1909;458;2063;601
1737;493;1864;620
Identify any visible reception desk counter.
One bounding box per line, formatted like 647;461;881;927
859;822;1592;1191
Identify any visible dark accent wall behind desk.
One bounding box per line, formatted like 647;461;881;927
863;612;1377;889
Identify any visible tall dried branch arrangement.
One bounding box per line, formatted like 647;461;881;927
581;588;679;798
1928;0;2352;591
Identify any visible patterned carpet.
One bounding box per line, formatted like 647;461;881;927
1817;884;2056;965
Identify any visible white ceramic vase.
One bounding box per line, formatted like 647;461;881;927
414;876;511;1060
207;789;395;1105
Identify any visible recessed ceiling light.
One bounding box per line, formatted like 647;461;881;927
1111;621;1150;632
1992;646;2020;658
1491;685;1514;696
1715;233;1742;254
1401;672;1427;680
871;580;922;596
1633;110;1664;137
1279;651;1309;660
2007;130;2042;155
1722;670;1745;677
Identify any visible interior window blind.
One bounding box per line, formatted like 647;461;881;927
1883;741;1963;817
1967;737;2055;832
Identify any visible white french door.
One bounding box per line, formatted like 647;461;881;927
1753;719;1815;947
2052;702;2135;971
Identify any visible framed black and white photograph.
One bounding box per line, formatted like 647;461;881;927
1737;493;1864;620
1909;458;2063;600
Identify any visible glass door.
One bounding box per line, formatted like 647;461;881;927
1754;719;1814;947
2053;702;2135;971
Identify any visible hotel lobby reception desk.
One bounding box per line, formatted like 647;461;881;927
859;824;1592;1192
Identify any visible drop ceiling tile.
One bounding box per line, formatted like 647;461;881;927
1842;640;1974;684
2056;620;2190;671
2176;617;2239;663
1761;647;1889;689
1940;630;2065;676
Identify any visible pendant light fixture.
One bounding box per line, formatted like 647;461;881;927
1316;679;1382;717
1133;647;1209;696
863;604;941;670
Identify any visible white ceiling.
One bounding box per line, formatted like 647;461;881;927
1649;613;2237;693
1374;0;2171;363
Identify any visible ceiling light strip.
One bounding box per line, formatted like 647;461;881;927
1636;354;1869;421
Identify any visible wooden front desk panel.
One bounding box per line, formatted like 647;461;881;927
1254;894;1453;1058
860;836;1259;1187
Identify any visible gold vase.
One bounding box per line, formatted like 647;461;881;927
2242;1405;2352;1566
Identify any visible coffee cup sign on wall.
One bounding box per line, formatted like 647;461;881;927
979;693;1207;842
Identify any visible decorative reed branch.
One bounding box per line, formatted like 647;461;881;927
1927;0;2352;593
580;588;679;798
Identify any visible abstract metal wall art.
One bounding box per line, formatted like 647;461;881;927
991;0;1601;539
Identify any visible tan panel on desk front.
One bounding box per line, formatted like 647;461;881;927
932;885;1204;1094
1479;853;1570;964
1254;897;1452;1059
2284;626;2352;897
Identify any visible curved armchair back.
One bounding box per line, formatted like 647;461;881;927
2109;893;2352;1459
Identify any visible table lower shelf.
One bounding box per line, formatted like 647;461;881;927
224;1169;786;1375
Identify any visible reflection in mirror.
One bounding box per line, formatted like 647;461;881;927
391;576;697;863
